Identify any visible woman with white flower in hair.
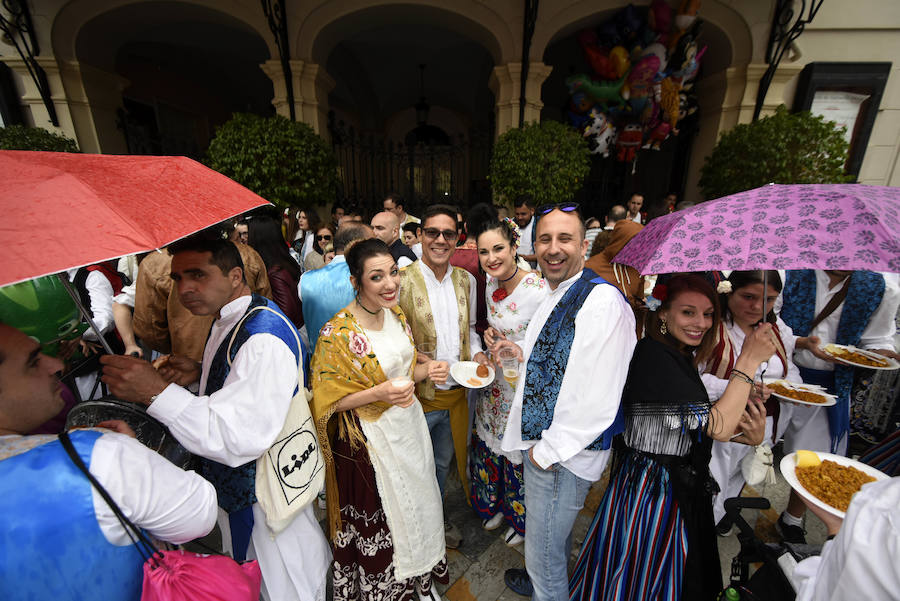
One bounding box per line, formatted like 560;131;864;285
699;270;802;534
311;238;450;601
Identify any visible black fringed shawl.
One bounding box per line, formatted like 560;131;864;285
621;337;712;457
619;337;723;600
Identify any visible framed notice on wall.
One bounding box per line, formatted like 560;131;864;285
792;62;891;178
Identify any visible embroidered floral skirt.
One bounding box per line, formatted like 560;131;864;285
468;433;526;535
331;432;447;601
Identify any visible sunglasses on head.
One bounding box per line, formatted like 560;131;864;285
422;228;459;241
316;234;332;241
536;202;580;216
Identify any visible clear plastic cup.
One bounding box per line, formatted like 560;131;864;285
498;348;519;386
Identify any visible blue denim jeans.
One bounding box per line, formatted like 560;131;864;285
523;457;593;601
424;409;454;497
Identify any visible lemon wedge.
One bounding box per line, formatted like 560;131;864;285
796;450;821;468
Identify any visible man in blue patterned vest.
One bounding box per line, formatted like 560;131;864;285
102;231;331;601
499;203;637;601
0;321;217;600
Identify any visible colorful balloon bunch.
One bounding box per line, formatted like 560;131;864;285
566;0;704;162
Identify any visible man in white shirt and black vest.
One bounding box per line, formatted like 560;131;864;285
498;202;637;601
101;230;331;601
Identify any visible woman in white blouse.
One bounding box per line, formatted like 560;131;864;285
470;217;548;547
701;270;802;529
311;239;450;601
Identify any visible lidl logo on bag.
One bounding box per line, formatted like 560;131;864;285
265;416;323;504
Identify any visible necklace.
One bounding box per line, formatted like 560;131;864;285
355;296;380;315
499;264;519;283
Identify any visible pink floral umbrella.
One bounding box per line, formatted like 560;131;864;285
614;184;900;275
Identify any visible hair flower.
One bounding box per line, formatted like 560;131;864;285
501;217;521;248
717;280;733;294
645;283;667;312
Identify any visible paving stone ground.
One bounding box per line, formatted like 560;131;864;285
303;443;826;600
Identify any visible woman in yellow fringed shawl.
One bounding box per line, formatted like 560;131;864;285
311;239;450;601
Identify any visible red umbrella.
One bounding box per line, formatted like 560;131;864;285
0;150;270;287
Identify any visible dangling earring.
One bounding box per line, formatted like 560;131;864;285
660;319;668;335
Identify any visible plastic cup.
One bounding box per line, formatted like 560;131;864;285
498;348;519;386
416;342;436;360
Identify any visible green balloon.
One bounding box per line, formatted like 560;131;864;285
0;276;86;354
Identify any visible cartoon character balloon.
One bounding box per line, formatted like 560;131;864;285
566;73;627;108
616;122;643;162
622;54;660;114
583;109;616;158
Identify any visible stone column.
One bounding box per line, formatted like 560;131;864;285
58;61;130;154
2;56;79;142
739;62;805;123
261;59;335;137
489;62;553;136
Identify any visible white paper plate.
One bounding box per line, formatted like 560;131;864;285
450;361;495;389
823;344;899;370
768;380;836;407
780;452;889;519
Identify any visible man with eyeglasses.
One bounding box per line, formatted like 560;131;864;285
496;202;636;600
398;204;489;550
299;222;374;353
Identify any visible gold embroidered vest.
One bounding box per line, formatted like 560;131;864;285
398;261;472;401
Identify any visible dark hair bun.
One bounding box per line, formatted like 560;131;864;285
345;238;394;286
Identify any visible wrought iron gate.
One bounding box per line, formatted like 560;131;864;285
327;112;493;215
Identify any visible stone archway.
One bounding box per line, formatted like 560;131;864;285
301;3;513;209
299;2;514;65
296;2;543;137
47;0;273;153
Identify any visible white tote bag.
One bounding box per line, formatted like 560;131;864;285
226;305;325;534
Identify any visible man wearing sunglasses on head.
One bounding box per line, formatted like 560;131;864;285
398;204;490;550
497;202;636;600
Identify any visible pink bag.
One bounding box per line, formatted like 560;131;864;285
60;432;262;601
142;550;261;601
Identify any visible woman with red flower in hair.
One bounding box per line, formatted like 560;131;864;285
469;215;548;547
570;274;777;601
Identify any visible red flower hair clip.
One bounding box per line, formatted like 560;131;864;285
652;283;668;302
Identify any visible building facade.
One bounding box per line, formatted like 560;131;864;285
2;0;898;210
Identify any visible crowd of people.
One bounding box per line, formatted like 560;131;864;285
0;190;898;601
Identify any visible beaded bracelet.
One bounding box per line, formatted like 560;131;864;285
729;369;754;385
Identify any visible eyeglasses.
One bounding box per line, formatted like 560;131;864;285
316;234;332;241
536;202;580;216
422;228;459;241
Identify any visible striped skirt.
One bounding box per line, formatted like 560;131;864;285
569;451;688;601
